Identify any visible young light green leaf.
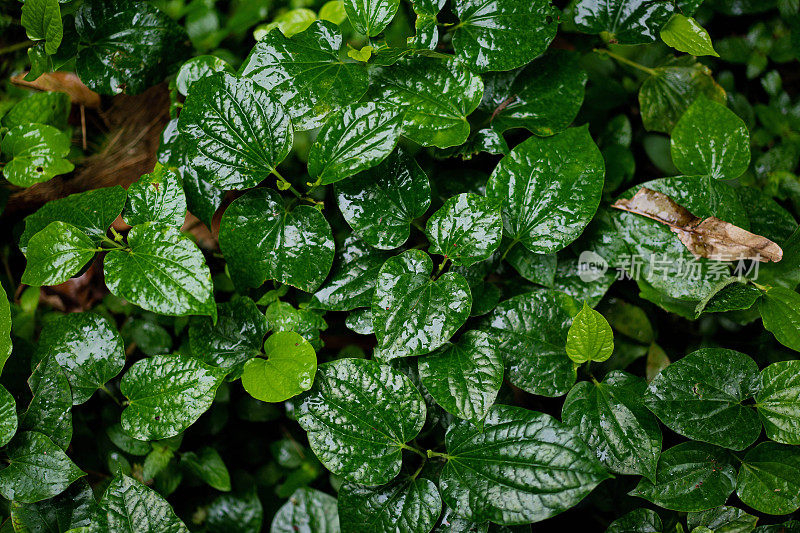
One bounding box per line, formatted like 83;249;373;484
670;98;750;180
124;164;187;227
339;478;442;533
240;20;369;131
307;101;404;185
218;188;334;292
104;224;216;319
562;371;661;480
661;14;719;57
241;331;316;403
120;354;227;440
10;479;99;533
574;0;676;44
264;300;328;350
0;385;18;447
417;330;503;425
486;126;605;254
294;358;426;485
606;508;663;533
759;287;800;352
344;0;399;36
426;194;502;267
271;488;338;533
736;442;800;515
1;123;74;187
20;355;73;450
21;222;97;287
566;302;614;364
756;360;800;445
335;147;431;250
99;475;189;532
452;0;558;72
365;58;483;148
644;348;760;450
36;312;125;405
0;432;85;504
478;290;577;397
439;405;610;524
1;92;70;130
21;0;63;54
687;506;758;533
176;55;233;97
178;72;293;190
181;447;231;492
630;442;737;512
143;445;173;481
372;250;472;359
605;299;655;343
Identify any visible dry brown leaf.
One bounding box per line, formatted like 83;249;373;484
611;187;783;262
10;72;101;108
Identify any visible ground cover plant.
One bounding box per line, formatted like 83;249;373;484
0;0;799;531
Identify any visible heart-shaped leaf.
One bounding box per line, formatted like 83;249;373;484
1;123;74;187
271;488;338;533
99;475;189;532
606;509;663;533
241;331;316;402
181;447;231;492
736;442;800;515
21;0;63;55
338;478;442;533
124;164;187;227
21;221;98;287
426;193;503;267
372;250;472;359
0;385;17;448
565;302;614;364
686;506;758;533
661;14;719;57
20;355;73;450
756;360;800;445
344;0;399;36
574;0;676;44
759;287;800;352
176;55;233;96
10;479;99;533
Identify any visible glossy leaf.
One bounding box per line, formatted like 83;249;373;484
426;193;503;267
372;250;471;359
294;358;426;485
208;490;263;533
606;508;663;533
562;371;661;480
218;188;335;292
756;360;800;445
120;354;227;440
1;92;70;131
736;442;800;515
344;0;399;36
176;55;233;97
104;224;216;319
630;442;737;512
335;147;431;250
241;331;316;402
1;123;74;187
181;447;231;492
20;355;73;450
661;14;719;57
670;98;750;180
566;302;614;364
759;287;800;352
452;0;559;72
574;0;675;44
240;20;369;131
307;101;404;185
417;330;503;425
124;164;187;227
21;222;97;287
486;126;605;254
271;487;338;533
0;385;17;447
99;475;189;532
0;284;11;377
10;479;99;533
21;0;63;55
338;478;441;533
439;405;610;524
687;506;758;533
178;72;293;190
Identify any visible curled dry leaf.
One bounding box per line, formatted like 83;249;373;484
612;187;783;262
11;72;101;108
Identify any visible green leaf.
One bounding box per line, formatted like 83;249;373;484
208;490;263;533
1;124;74;187
295;358;426;485
639;60;726;133
35;312;125;405
20;355;73;450
344;0;399;36
75;0;189;95
432;506;488;533
0;432;85;504
189;295;269;372
309;237;389;311
504;246;556;286
18;185;127;255
122;318;172;356
10;479;99;533
120;354;227;440
264;301;328;351
372;250;472;359
218;188;335;292
176;55;233;97
21;222;97;287
687;506;758;533
0;284;9;377
181;447;231;492
605;299;654;343
143;445;173;481
478;290;577;397
756;360;800;445
452;0;559;72
240;20;369;131
480;50;587;136
254;9;318;39
104;223;216;319
661;14;719;57
21;0;63;54
439;405;610;524
339;478;442;533
736;442;800;515
0;385;18;447
178;72;293;190
759;287;800;352
670;98;750;180
562;371;661;480
1;91;70;130
630;442;737;512
335;147;431;250
759;227;800;290
606;508;663;533
644;348;760;450
486;126;605;254
124;164;187;227
426;193;502;267
271;488;338;533
574;0;676;44
417;330;503;425
346;308;373;335
107;423;151;456
566;301;614;364
365;58;483;148
241;331;316;402
307;102;404;185
99;475;189;532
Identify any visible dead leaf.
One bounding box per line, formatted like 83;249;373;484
611;187;783;262
11;72;101;109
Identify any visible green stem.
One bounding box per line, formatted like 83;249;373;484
594;48;657;76
411;219;425;232
101;235;125;250
426;449;450;460
400;443;426;459
432;258;451;280
272;168;303;200
410;457;427;480
100;385;122;406
0;40;33;56
499;239;519;262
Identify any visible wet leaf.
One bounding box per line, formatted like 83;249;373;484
20;355;73;450
99;475;189;532
661;14;719;57
176;55;233;97
10;479;99;533
759;286;800;352
344;0;399;36
339;478;441;533
241;331;316;402
1;123;74;187
124;164;187;227
736;442;800;515
181;447;231;492
566;301;614;364
426;193;503;267
756;360;800;445
271;487;338;533
606;508;662;533
0;385;17;447
574;0;676;44
687;506;758;533
21;222;97;287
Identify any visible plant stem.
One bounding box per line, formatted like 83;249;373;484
400;443;426;459
426;449;450;460
101;235;125;250
100;384;122;406
594;48;657;76
272;168;303;199
432;258;451;280
499;239;519;262
0;40;33;56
